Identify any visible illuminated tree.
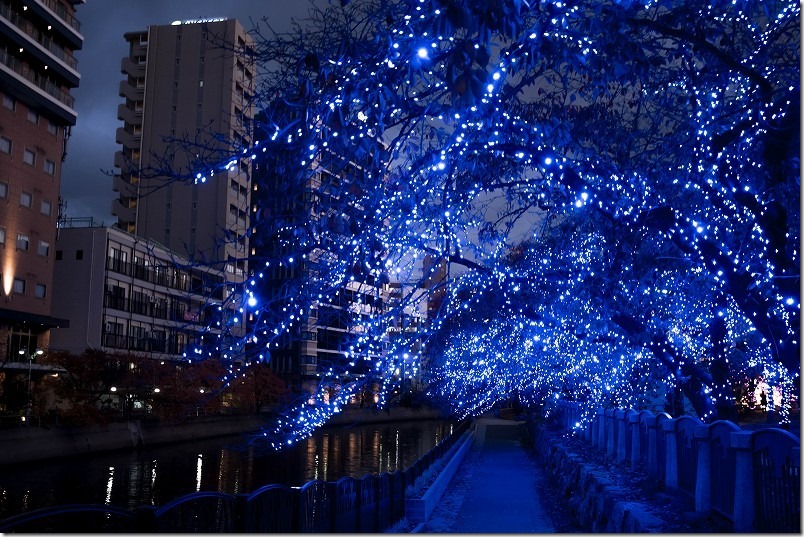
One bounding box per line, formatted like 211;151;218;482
165;0;798;443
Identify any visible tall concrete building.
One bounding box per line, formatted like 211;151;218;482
112;18;254;279
0;0;83;411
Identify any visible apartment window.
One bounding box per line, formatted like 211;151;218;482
37;240;49;257
16;233;29;251
23;149;35;166
13;278;25;294
41;199;52;216
34;283;46;298
27;109;38;124
0;227;5;245
302;331;317;341
2;94;14;110
44;159;56;175
47;120;58;135
20;191;32;208
0;136;10;154
0;181;7;199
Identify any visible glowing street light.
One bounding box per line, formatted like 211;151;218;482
18;348;43;425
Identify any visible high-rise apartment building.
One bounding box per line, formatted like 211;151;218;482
112;18;254;279
0;0;83;409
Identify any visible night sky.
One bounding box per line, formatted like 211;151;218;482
61;0;326;224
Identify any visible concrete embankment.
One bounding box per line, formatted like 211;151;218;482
0;406;447;465
0;415;268;465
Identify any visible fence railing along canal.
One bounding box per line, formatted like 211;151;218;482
547;402;800;533
0;419;470;532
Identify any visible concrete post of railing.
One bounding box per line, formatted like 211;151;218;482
731;432;755;532
605;409;617;458
596;407;605;449
662;419;679;489
644;414;662;478
616;410;628;462
628;410;640;468
693;425;712;513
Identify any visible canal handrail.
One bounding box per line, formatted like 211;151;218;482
0;418;471;532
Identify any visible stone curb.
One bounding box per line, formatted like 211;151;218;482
535;428;665;532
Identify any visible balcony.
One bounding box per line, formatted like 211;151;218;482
115;126;140;147
120;56;145;77
0;3;80;85
28;0;83;49
0;46;76;124
118;80;143;102
117;103;141;125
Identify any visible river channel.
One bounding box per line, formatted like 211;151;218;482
0;418;453;520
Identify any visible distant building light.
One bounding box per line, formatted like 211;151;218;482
171;18;226;26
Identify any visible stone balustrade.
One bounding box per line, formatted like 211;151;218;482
552;400;800;533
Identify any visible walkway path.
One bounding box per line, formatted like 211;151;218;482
423;417;556;533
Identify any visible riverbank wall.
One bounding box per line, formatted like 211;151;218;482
0;415;268;465
0;406;448;465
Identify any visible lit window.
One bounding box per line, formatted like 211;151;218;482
0;136;10;154
2;94;14;110
23;149;35;166
44;159;55;175
34;283;46;298
20;191;32;208
17;233;29;251
37;240;49;257
27;109;38;124
41;199;52;216
13;278;25;294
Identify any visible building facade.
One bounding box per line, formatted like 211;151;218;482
111;18;254;280
0;0;83;413
50;220;230;360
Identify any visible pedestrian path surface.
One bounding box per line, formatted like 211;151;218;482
423;417;556;533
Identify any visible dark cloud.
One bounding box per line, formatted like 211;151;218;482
62;0;323;223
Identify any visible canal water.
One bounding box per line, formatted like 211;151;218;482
0;419;453;520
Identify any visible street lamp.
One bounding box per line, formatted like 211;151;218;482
19;348;44;425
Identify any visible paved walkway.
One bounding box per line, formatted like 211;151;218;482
423;417;556;533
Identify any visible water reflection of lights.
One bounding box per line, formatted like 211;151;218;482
195;454;203;492
105;467;114;505
395;431;400;469
151;460;158;491
376;431;383;473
